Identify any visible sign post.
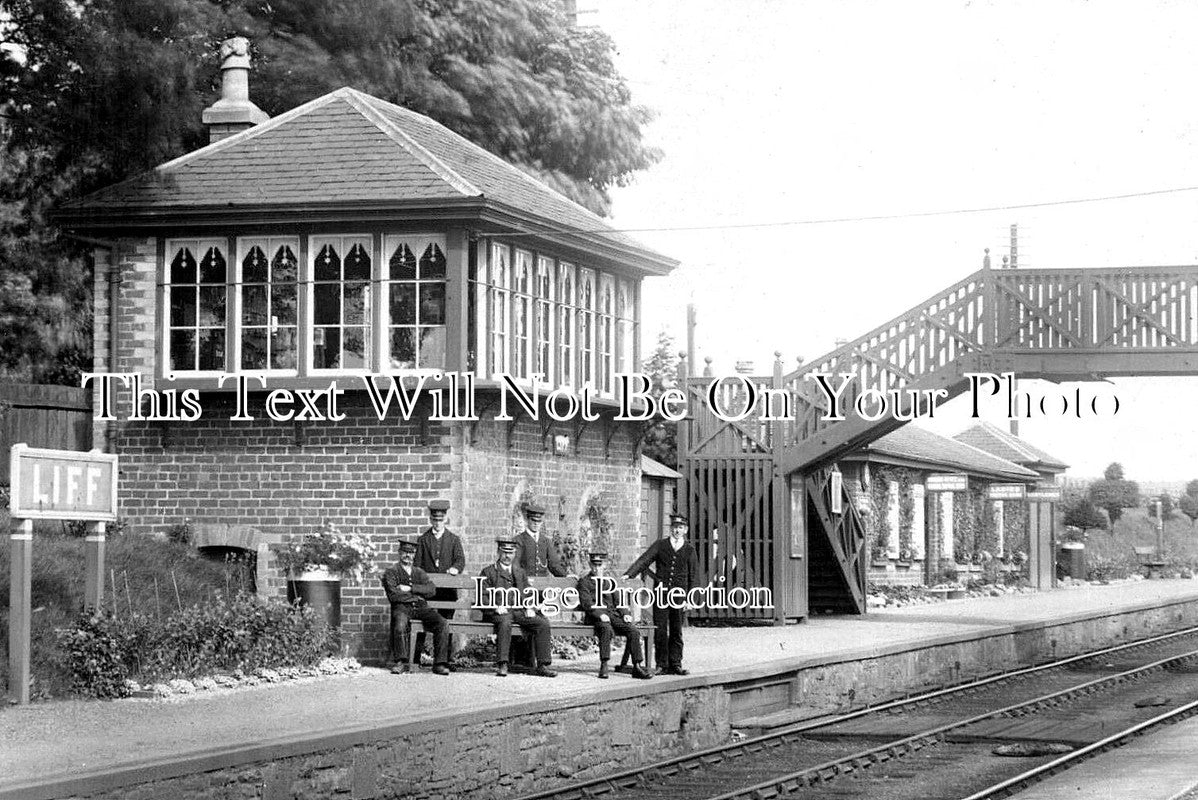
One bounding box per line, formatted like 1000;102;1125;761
924;474;968;582
8;444;117;704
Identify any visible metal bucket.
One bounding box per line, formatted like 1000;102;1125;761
287;574;341;629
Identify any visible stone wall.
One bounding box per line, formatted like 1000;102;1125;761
64;685;730;800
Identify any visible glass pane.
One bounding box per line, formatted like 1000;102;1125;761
242;328;267;370
391;284;416;325
200;246;226;284
170;287;196;327
169;329;195;371
171;247;197;284
315;244;341;281
344;282;368;326
342;327;368;369
271;328;297;370
242;285;267;325
420;244;446;280
314;327;339;369
390;327;416;369
272;245;298;283
199;286;226;326
419;283;445;325
314;283;340;325
419;327;446;368
242;246;268;284
272;284;297;324
198;329;225;371
344;242;371;281
390;244;417;280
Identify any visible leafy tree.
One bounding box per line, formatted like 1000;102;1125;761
1062;492;1107;534
1087;462;1140;532
0;0;660;382
1178;480;1198;528
640;332;679;468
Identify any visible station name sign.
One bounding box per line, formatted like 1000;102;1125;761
926;473;968;492
1026;485;1062;502
987;483;1027;501
9;444;118;521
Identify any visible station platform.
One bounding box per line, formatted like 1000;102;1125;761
2;578;1198;800
1009;714;1198;800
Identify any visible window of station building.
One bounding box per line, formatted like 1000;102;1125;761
512;250;533;379
616;279;634;376
535;256;554;382
385;235;447;370
167;239;228;373
488;243;512;378
311;235;372;371
578;268;597;389
557;263;576;388
238;237;298;371
598;274;615;394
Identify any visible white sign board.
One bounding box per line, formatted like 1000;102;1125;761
926;473;968;492
1027;486;1061;502
830;471;843;514
987;483;1027;501
9;444;118;521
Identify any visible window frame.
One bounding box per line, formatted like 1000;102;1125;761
164;237;231;377
308;233;375;375
235;236;301;375
382;233;449;373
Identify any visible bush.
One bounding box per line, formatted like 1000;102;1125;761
57;594;334;697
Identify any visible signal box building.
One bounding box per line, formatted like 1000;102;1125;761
57;43;677;658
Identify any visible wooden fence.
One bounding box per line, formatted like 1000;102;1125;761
0;382;93;484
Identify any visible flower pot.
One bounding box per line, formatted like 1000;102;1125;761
287;569;342;629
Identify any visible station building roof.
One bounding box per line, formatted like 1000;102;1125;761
952;422;1069;474
56;87;677;277
641;455;681;481
840;424;1040;482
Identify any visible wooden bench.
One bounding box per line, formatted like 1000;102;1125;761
1133;545;1167;578
404;574;655;670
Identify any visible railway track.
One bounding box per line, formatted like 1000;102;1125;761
512;625;1198;800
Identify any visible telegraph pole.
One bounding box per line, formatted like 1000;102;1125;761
1008;223;1020;437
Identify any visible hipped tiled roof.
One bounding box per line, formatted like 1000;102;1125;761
952;422;1069;471
61;88;674;273
844;425;1040;481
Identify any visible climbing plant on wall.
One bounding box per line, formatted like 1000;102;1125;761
896;469;916;560
869;470;893;557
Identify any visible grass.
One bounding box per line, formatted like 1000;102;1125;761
1;510;254;699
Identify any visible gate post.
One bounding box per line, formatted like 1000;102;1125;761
84;521;108;612
770;353;787;624
8;518;33;705
676;351;689;518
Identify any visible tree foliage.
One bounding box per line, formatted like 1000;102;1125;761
1062;492;1106;534
1147;492;1175;520
640;331;679;468
0;0;660;382
1087;462;1140;531
1178;481;1198;528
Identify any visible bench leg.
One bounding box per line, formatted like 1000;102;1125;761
644;634;653;671
409;623;419;667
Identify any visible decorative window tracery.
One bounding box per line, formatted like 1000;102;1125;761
513;250;533;379
239;237;298;371
385;235;446;370
578;268;596;388
535;256;554;382
598;275;615;394
167;239;227;373
312;235;372;371
488;244;511;378
557;263;576;388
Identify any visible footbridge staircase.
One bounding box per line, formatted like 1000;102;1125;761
679;264;1198;621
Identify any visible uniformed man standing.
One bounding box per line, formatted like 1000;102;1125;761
414;499;465;668
478;538;557;678
381;537;450;675
578;552;652;680
624;514;699;675
514;500;567;577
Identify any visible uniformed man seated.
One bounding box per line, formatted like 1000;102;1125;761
478;538;557;678
381;537;450;676
578;552;652;680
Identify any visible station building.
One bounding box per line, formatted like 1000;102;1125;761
56;42;678;658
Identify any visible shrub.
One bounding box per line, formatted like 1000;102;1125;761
276;521;376;580
56;594;334;696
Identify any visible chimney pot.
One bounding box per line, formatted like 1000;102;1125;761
202;36;269;143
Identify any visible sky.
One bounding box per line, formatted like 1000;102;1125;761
590;0;1198;482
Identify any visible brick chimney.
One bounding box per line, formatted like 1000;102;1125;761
202;37;269;143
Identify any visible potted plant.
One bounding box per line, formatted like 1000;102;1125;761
277;521;376;629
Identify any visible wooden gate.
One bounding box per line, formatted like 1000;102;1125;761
0;382;93;484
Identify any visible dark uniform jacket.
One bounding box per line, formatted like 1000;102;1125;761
381;563;436;606
515;530;566;577
479;562;531;611
415;527;466;574
577;571;630;618
625;538;699;591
